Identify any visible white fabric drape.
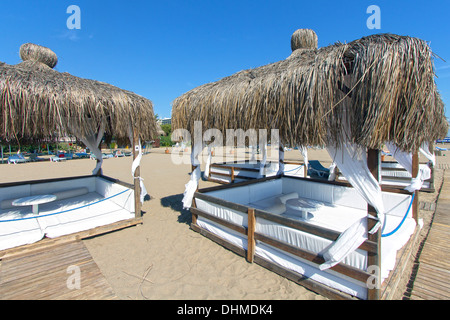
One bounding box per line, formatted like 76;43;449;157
385;142;432;192
250;145;257;162
319;142;384;270
203;144;212;180
419;142;436;166
259;144;267;177
182;142;203;209
328;162;337;181
131;139;148;204
127;127;148;205
319;217;367;271
300;146;308;175
405;166;431;193
327;143;384;217
385;142;413;174
75;121;105;175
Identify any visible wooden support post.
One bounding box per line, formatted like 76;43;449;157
412;151;419;222
96;142;103;176
367;149;381;300
132;128;141;218
191;198;198;225
247;208;256;263
278;145;284;176
429;163;435;191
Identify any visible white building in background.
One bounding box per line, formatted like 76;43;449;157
157;117;172;125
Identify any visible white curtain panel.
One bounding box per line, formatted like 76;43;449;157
385;142;432;192
320;142;385;270
182;141;203;209
127;126;149;205
131;138;148;204
75;121;105;175
319;217;367;271
327;143;384;217
300;146;308;173
385;142;413;174
203;144;212;180
250;145;257;162
328;162;337;181
419;142;436;166
259;144;267;177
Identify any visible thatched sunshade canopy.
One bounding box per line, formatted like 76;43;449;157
171;30;447;152
0;43;157;144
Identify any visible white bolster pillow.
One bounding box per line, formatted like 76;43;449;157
265;203;287;215
53;187;89;200
1;199;16;210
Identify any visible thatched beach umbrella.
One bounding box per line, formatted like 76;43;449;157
172;29;447;215
171;30;448;299
172;30;447;152
156;123;167;136
0;43;157;144
0;43;158;216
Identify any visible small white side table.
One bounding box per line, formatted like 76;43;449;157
12;194;57;215
285;198;323;220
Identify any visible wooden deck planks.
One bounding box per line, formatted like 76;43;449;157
407;170;450;300
419;201;436;211
0;240;117;300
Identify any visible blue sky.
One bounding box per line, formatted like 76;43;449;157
1;0;449;133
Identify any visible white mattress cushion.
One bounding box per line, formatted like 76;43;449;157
0;209;45;251
37;191;134;238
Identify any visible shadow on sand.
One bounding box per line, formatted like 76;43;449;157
160;193;192;225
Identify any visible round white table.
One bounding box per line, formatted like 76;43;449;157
285;198;323;220
12;194;57;215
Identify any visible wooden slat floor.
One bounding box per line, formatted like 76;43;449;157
419;201;436;212
406;170;450;300
437;163;450;170
0;240;117;300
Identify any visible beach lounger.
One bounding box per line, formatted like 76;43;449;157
50;155;66;162
7;154;28;164
307;160;330;179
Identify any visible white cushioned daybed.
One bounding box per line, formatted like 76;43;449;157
192;176;416;300
0;175;135;251
208;161;304;184
380;162;433;190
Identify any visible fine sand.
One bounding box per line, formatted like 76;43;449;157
0;146;448;300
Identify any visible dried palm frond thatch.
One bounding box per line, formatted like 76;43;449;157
171;30;447;152
0;43;157;143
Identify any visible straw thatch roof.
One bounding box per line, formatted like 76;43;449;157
156;123;166;136
172;30;447;152
0;43;157;144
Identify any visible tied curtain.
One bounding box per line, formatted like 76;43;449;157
72;121;105;176
386;142;433;192
127;126;148;205
182;140;203;209
320;142;384;270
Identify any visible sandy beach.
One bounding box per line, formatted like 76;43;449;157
0;146;448;300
